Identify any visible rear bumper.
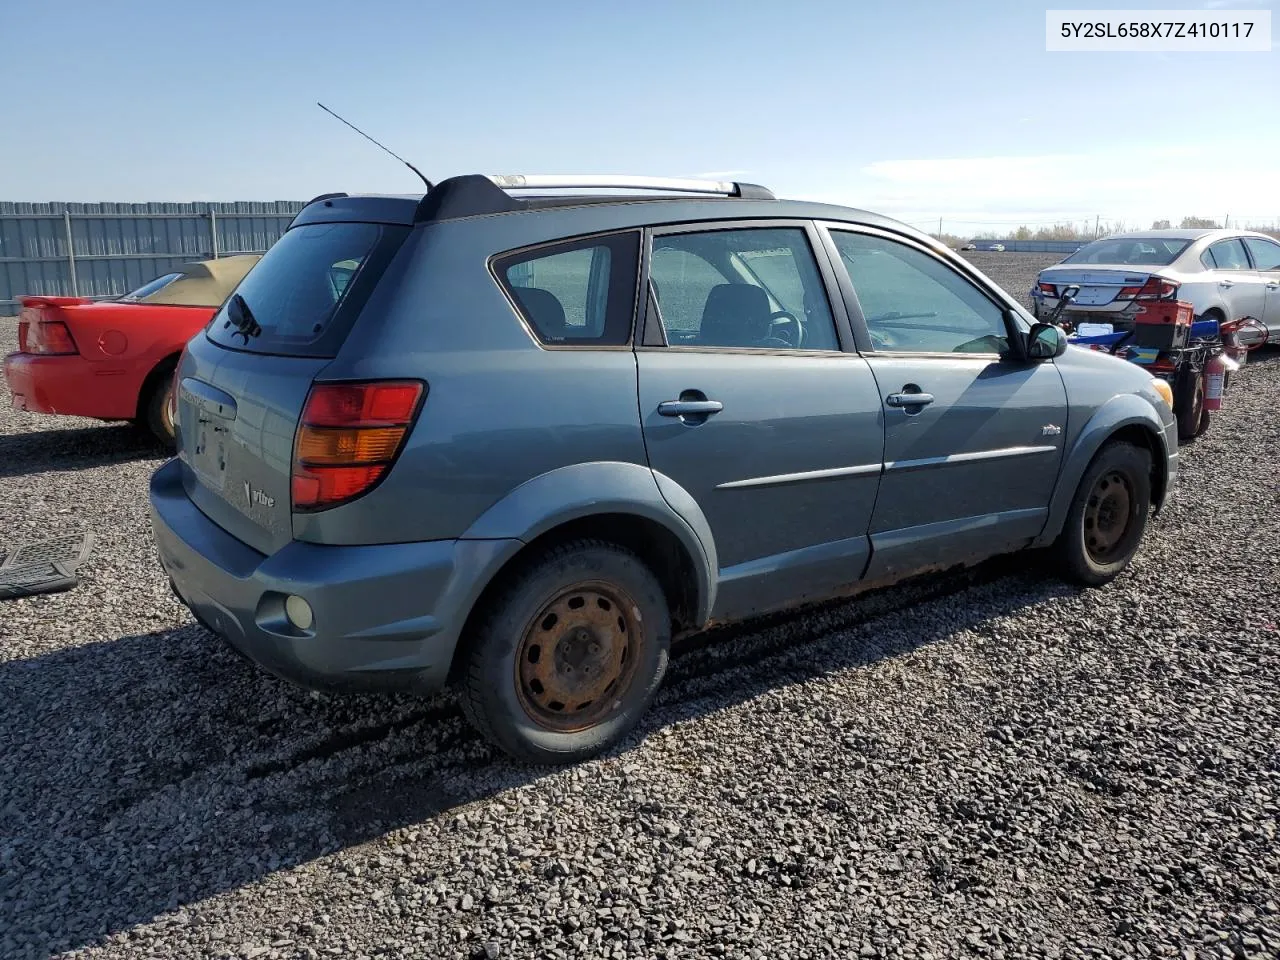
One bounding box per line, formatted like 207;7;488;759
148;458;520;694
4;352;134;419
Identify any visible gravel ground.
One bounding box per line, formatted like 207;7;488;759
2;254;1279;960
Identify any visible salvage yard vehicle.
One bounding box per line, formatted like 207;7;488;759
1031;229;1280;335
3;255;261;446
149;175;1179;763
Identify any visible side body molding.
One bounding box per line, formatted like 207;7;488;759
461;461;719;626
1033;392;1174;548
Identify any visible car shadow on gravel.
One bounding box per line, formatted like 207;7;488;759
0;554;1063;956
0;422;166;478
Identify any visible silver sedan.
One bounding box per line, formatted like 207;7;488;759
1033;228;1280;335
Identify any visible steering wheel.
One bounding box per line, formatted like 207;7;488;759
766;310;803;347
754;336;795;349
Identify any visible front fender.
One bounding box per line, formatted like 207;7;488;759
461;461;718;624
1034;392;1175;548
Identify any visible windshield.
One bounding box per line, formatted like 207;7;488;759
205;222;407;357
119;272;182;302
1062;237;1189;266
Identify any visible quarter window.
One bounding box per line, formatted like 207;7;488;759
1244;237;1280;271
1203;238;1251;271
831;231;1011;355
648;228;838;351
496;232;640;345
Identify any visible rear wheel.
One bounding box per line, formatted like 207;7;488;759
1055;441;1152;586
459;540;670;763
139;364;177;449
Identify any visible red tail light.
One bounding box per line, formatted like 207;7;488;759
1116;277;1179;301
291;381;425;511
19;319;79;355
1037;282;1057;296
167;348;187;429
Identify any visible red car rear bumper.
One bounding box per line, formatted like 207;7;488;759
4;352;137;420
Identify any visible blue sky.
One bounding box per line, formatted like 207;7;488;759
3;0;1277;230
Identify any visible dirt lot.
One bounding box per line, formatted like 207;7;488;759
2;254;1278;960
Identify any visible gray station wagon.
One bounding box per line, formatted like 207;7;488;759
148;174;1178;763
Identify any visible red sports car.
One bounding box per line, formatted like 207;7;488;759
4;255;259;446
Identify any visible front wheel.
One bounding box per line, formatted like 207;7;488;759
459;540;670;764
1055;441;1152;586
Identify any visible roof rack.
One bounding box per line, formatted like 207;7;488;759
407;174;775;224
486;175;775;199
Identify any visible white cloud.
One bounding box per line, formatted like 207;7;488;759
797;145;1279;228
690;169;751;180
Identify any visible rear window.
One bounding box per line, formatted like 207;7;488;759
1063;237;1189;266
120;272;182;302
206;222;407;357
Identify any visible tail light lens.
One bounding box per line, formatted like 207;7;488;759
167;348;187;429
1037;282;1057;296
1117;277;1179;301
291;381;425;511
19;320;78;355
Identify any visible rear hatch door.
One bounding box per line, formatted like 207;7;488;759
175;213;411;555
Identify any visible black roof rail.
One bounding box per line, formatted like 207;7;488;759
414;174;776;223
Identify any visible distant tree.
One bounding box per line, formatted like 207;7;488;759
1151;219;1171;230
1180;216;1220;229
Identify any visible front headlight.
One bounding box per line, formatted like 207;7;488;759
1150;377;1174;409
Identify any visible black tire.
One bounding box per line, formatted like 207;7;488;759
1055;441;1152;587
141;366;177;449
1175;368;1204;443
1195;407;1211;438
459;540;670;764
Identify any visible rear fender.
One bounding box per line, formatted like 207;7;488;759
461;461;718;625
1034;393;1172;547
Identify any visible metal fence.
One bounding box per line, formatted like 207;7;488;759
0;201;306;316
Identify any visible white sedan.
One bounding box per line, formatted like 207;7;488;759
1033;229;1280;335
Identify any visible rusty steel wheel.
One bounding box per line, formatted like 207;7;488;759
1057;441;1151;587
514;581;643;732
1083;468;1134;564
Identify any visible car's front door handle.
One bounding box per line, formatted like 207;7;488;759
1267;282;1280;289
886;392;935;408
658;399;724;417
1219;281;1235;289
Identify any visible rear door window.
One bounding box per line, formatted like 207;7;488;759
495;232;640;345
1203;238;1251;271
206;222;408;357
648;228;839;351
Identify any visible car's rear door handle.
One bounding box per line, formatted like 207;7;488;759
1219;281;1235;289
886;392;935;408
658;400;723;417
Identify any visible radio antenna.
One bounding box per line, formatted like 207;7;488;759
316;102;433;190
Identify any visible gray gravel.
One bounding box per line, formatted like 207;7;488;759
2;256;1279;960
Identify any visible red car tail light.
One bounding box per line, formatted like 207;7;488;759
20;319;79;355
291;380;425;511
1037;282;1057;296
1117;277;1179;301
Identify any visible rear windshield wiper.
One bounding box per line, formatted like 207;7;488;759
227;293;262;343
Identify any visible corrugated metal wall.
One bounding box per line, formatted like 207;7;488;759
0;201;305;316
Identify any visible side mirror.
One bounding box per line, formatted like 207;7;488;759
1027;322;1068;360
